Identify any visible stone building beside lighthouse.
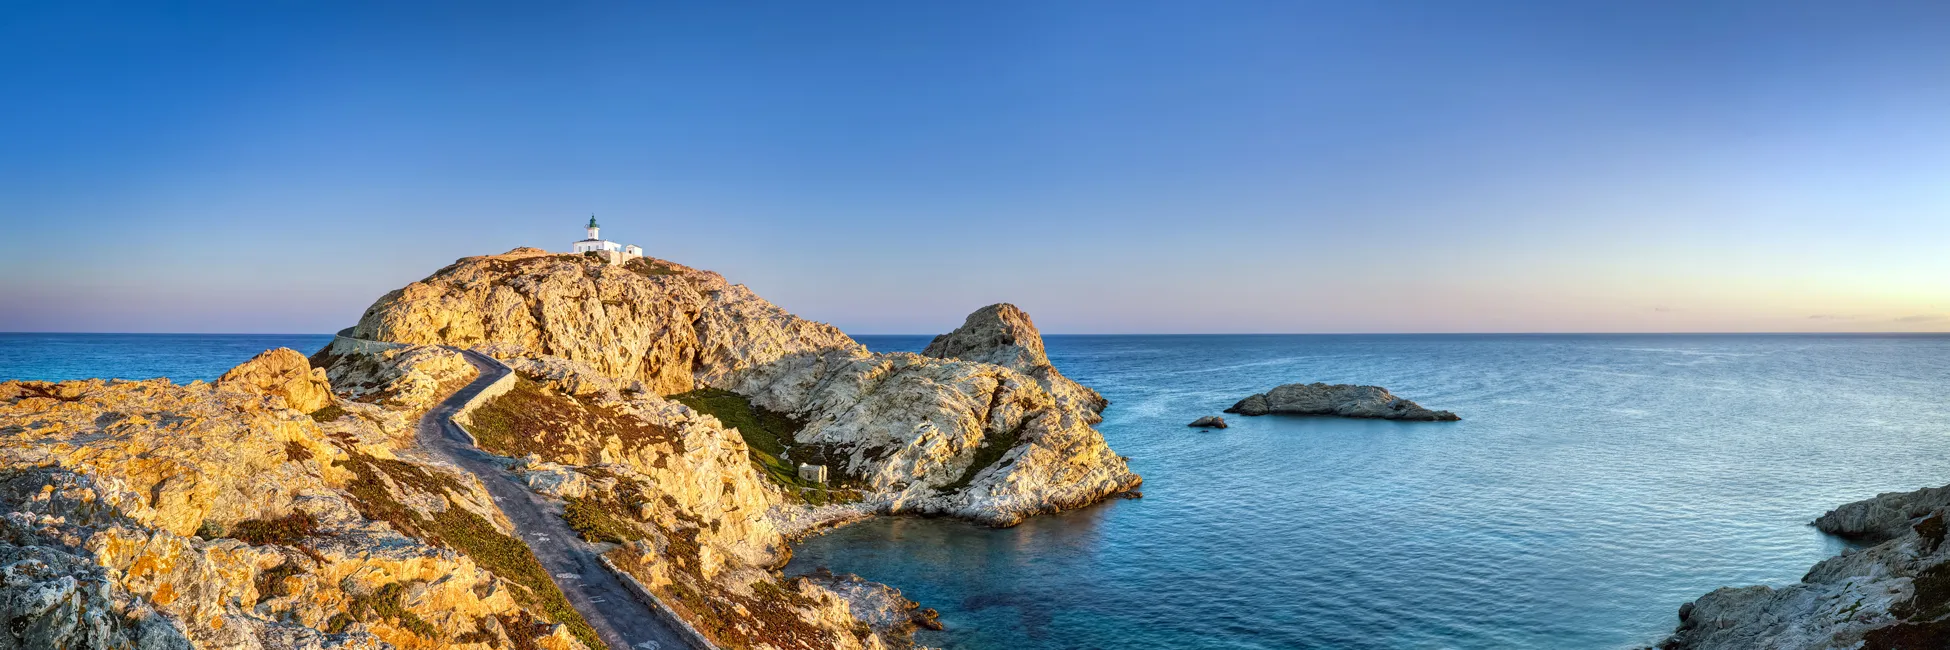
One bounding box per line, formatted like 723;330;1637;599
571;215;642;264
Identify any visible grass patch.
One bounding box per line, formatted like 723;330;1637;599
346;582;439;639
625;257;678;277
226;511;320;546
309;404;347;423
564;495;643;544
937;419;1027;494
467;377;681;462
613;536;846;650
670;388;859;505
254;561;305;605
331;451;602;650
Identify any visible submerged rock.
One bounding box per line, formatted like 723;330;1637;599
1224;383;1458;421
1188;416;1228;428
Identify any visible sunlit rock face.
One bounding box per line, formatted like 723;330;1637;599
216;347;335;414
921;302;1109;420
0;354;592;650
348;249;858;396
354;249;1140;527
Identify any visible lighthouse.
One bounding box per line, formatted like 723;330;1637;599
570;215;641;264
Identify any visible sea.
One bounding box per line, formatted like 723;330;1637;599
5;332;1949;649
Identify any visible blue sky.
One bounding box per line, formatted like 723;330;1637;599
2;1;1946;334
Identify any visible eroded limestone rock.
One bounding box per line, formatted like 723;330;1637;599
1;354;592;650
216;348;336;413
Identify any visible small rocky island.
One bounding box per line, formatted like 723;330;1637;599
1225;382;1459;421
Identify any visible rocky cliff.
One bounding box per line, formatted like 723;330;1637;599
1657;485;1950;649
0;349;596;650
351;249;1141;527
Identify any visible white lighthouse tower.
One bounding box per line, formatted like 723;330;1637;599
570;215;641;264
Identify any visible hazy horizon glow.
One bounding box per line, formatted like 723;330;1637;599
3;1;1946;334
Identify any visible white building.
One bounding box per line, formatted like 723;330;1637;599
571;216;642;264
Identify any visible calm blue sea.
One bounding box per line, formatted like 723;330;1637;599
0;333;335;383
797;334;1950;650
6;333;1949;649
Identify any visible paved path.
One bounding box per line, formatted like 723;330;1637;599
418;350;691;650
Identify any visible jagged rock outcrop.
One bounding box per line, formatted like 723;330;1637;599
349;249;1140;528
1188;416;1227;429
922;303;1108;417
1813;485;1950;543
1;353;595;649
1225;383;1459;421
1657;486;1950;649
216;347;335;413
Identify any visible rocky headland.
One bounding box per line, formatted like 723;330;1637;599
351;249;1141;527
1224;382;1459;421
1655;485;1950;649
0;247;1140;650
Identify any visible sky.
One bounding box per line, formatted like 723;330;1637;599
2;1;1946;334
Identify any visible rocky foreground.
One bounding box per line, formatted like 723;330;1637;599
0;247;1138;650
1656;486;1950;649
1225;382;1459;421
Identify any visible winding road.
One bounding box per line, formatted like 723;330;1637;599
418;350;694;650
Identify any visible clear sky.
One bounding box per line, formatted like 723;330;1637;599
2;1;1946;334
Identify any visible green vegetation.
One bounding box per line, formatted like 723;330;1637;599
226;511;320;546
346;582;438;639
254;561;305;605
611;529;846;650
670;388;859;505
938;419;1027;494
625;257;678;277
466;377;681;461
331;451;602;650
564;495;642;544
308;404;347;423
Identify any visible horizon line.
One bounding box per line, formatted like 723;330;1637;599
4;330;1948;337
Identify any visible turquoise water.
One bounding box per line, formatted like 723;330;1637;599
790;334;1950;649
7;333;1950;649
0;333;334;383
